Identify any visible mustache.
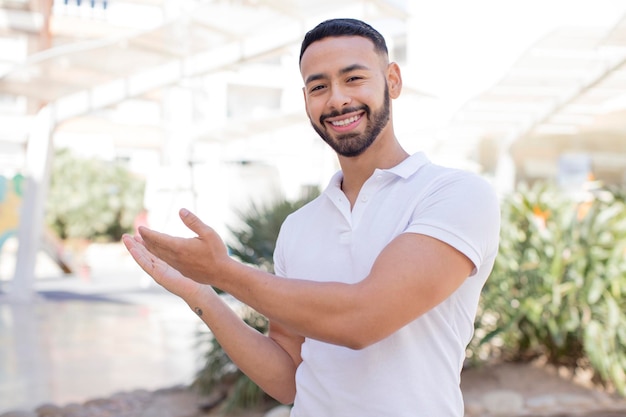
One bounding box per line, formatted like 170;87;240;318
320;105;369;125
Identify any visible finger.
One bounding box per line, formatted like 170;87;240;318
125;235;166;277
122;234;140;252
122;233;144;247
123;234;193;297
123;234;151;266
133;233;145;245
179;208;213;237
137;226;176;258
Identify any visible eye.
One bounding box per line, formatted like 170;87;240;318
347;76;363;82
309;84;326;93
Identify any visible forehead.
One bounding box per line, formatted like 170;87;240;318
300;36;382;79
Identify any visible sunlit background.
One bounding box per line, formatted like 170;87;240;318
1;0;626;413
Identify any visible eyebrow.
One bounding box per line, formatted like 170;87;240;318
304;63;371;85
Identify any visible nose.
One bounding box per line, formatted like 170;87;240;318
326;83;351;110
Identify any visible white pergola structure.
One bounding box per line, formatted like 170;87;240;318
0;0;409;299
4;1;626;300
440;14;626;189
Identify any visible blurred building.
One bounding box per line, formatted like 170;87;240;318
0;0;417;296
441;17;626;191
2;1;626;296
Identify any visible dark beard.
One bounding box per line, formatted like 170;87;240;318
310;83;390;157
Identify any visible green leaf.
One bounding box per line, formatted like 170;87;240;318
587;278;605;304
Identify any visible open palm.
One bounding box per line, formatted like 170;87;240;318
122;234;202;300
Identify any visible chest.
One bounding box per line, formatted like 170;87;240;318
282;185;420;283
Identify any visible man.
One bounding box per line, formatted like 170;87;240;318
123;18;500;417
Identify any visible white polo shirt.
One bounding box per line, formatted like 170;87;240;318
273;152;500;417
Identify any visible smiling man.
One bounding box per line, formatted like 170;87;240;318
303;38;393;159
122;18;501;417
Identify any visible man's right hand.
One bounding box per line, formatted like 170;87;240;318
122;233;202;301
134;208;233;287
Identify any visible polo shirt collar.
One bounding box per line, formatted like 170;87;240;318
383;151;430;179
327;151;431;191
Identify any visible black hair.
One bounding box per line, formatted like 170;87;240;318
299;18;388;64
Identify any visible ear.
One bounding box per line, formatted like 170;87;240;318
386;62;402;99
302;86;310;115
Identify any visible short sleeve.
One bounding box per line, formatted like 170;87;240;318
404;172;500;276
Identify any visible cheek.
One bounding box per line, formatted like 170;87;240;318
305;99;323;121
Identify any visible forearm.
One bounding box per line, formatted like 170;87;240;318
133;211;472;351
132;214;365;346
186;285;299;404
217;260;370;349
214;234;473;350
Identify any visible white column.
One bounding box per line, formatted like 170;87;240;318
495;133;517;195
11;106;55;301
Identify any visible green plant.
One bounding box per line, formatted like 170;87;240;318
193;189;319;411
226;189;319;273
470;181;626;395
45;148;146;242
193;307;270;412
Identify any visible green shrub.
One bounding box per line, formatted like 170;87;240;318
45;148;146;242
193;189;319;411
471;181;626;395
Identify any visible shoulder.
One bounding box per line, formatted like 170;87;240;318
396;153;496;197
410;162;499;207
405;164;501;257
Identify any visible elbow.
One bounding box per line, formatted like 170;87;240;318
266;382;296;405
345;341;369;350
324;316;386;350
272;390;295;405
276;396;295;406
335;316;395;349
340;332;380;350
345;339;375;351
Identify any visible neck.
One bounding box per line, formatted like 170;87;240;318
338;133;408;207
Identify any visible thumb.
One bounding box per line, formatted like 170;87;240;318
179;208;211;236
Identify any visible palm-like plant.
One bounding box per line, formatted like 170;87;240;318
470;182;626;395
226;193;318;272
193;189;319;411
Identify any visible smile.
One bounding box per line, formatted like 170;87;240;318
331;114;361;127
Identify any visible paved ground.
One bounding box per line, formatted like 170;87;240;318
0;241;204;413
2;240;626;417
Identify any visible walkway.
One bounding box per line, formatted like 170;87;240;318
0;242;203;413
2;241;626;417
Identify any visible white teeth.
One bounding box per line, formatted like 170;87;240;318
331;115;360;127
